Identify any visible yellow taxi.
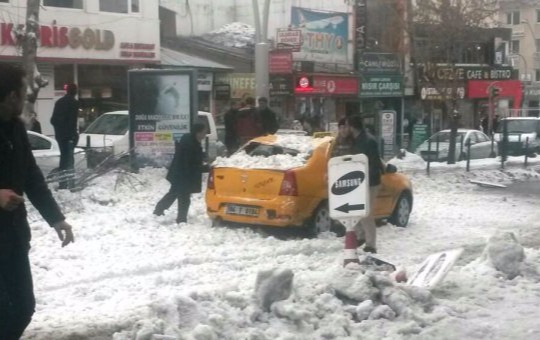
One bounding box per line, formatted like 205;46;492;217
205;135;413;236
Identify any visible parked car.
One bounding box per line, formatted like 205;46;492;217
28;131;86;178
493;117;540;156
205;135;413;236
77;110;219;163
415;129;496;162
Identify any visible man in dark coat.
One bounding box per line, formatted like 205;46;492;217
346;115;384;254
257;97;279;135
50;83;79;189
153;123;209;223
224;102;239;156
0;64;75;340
234;97;263;146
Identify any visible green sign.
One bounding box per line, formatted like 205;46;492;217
411;124;428;152
360;75;402;98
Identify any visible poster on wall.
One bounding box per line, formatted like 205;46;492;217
290;7;349;64
128;69;198;169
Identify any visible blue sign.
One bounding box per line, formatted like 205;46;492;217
291;7;349;64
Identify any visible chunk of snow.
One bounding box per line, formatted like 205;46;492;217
480;232;525;279
255;268;294;311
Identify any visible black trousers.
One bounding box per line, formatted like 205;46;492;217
0;242;35;340
154;184;191;223
57;139;75;189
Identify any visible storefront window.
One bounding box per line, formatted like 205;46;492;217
44;0;83;9
100;0;139;13
0;0;8;3
54;64;74;91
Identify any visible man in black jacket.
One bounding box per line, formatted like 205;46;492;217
257;97;279;135
346;115;384;254
153;123;209;223
0;64;75;340
50;83;79;189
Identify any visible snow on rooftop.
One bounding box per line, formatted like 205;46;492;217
202;22;255;48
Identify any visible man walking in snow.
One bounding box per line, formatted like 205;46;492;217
346;115;384;254
257;97;279;135
153;123;209;223
234;97;263;146
0;64;75;340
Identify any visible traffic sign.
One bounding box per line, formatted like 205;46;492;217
328;154;370;227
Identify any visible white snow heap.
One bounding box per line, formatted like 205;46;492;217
480;232;525;279
202;22;255;48
255;268;294;311
330;267;438;323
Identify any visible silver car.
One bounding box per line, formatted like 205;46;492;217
415;129;496;162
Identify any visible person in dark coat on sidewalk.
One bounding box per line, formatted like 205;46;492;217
50;83;79;189
0;64;75;340
224;102;239;156
257;97;279;135
346;115;384;254
153;123;209;223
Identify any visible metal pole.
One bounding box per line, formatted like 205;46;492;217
401;96;405;149
253;0;270;100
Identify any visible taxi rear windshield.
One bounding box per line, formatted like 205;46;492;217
243;142;300;157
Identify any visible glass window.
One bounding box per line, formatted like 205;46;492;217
0;0;8;3
428;131;466;143
243;142;300;157
497;119;538;133
537;9;540;23
511;40;520;54
100;0;138;13
27;133;52;150
44;0;83;9
54;64;74;91
536;70;540;81
83;113;129;135
475;132;489;143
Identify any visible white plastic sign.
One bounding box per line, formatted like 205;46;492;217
407;248;464;289
328;154;370;226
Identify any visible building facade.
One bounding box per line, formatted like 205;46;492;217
500;0;540;116
0;0;160;135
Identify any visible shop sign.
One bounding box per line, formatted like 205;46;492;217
355;0;367;52
420;85;465;101
360;75;402;98
197;72;213;92
523;85;540;97
269;51;293;74
411;124;428;152
420;65;516;82
467;80;522;99
380;110;396;160
276;29;302;52
215;73;255;99
269;76;293;97
290;7;349;64
358;53;401;74
1;22;114;50
119;42;156;59
295;75;358;95
214;84;230;100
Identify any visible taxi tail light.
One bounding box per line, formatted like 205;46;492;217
207;167;215;190
279;170;298;196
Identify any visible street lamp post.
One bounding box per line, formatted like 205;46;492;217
253;0;271;100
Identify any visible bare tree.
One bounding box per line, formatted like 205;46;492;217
413;0;498;163
15;0;48;128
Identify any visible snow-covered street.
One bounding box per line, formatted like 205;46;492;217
21;162;540;340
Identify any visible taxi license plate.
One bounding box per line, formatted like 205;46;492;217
226;205;259;217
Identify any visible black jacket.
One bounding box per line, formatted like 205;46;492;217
51;94;79;142
352;130;384;187
166;133;207;194
0;118;64;251
259;107;279;135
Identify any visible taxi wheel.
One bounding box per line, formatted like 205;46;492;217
306;203;333;237
389;193;412;228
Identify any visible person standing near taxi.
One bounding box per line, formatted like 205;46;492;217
346;115;384;254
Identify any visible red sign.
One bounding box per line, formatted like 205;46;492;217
468;80;522;109
269;51;292;74
295;75;359;96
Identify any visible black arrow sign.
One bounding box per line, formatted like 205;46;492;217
335;203;365;214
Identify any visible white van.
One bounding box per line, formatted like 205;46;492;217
493;117;540;156
78;110;219;161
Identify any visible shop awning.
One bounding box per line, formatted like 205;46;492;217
160;47;233;71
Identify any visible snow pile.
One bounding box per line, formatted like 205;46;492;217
212;151;309;170
389;150;426;171
479;232;525;279
202;22;255;48
255;268;294;311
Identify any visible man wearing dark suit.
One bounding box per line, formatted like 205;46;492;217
153;123;209;223
50;83;79;189
0;64;75;340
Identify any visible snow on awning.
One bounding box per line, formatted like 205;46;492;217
160;47;233;71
